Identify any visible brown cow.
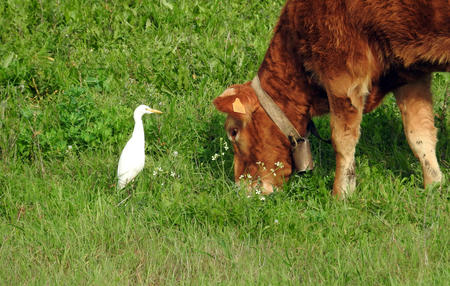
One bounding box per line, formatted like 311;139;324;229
213;0;449;198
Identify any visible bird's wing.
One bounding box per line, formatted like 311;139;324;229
117;139;145;178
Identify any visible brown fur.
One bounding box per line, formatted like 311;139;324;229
214;0;449;197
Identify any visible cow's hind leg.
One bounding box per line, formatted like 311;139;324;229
327;77;368;199
395;75;442;187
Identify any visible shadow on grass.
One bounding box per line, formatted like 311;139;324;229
200;98;448;198
195;112;235;179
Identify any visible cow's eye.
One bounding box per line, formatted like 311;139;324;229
229;128;239;140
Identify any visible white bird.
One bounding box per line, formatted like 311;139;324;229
117;105;162;190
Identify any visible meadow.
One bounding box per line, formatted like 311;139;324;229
0;0;449;284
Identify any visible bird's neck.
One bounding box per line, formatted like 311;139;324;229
132;115;145;139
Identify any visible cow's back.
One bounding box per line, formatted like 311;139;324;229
286;0;450;69
355;0;450;66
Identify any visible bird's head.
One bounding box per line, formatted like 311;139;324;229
134;104;163;119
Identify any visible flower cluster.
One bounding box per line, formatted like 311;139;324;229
238;173;253;180
211;137;229;161
150;150;181;179
274;161;284;168
152;166;179;179
238;161;286;198
152;166;163;176
223;140;229;151
254;161;285;177
256;161;266;170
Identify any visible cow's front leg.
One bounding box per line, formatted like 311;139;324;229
327;80;366;198
395;75;442;187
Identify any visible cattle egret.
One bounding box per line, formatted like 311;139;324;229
117;105;162;190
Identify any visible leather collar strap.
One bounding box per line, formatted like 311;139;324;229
251;75;306;146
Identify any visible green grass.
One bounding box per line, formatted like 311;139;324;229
0;0;449;284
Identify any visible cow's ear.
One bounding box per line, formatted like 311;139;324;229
213;85;257;120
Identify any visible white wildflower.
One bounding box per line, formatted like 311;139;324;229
153;170;158;176
255;189;261;195
173;151;178;157
170;171;176;177
260;196;266;201
223;141;229;151
274;219;279;224
211;153;219;161
275;161;284;168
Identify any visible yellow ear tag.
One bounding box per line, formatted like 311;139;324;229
232;98;246;114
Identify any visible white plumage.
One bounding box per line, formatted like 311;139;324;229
117;105;162;190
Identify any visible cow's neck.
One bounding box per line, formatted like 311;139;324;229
256;15;329;137
257;34;312;137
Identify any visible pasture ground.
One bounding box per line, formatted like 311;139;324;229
0;0;449;285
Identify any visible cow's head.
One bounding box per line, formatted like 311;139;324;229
213;82;295;194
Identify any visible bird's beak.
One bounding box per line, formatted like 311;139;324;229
147;108;163;114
